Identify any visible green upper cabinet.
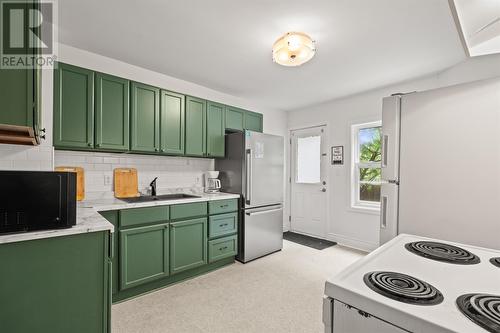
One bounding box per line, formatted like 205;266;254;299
120;223;170;290
225;106;244;132
185;96;206;157
53;63;94;149
130;82;160;153
95;73;130;151
160;90;185;155
206;101;225;157
170;217;207;274
244;110;263;133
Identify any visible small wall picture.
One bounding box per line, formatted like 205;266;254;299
331;146;344;165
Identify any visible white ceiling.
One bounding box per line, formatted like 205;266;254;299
58;0;466;111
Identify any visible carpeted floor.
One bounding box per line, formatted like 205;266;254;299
112;240;365;333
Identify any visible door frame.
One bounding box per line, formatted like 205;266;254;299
288;124;330;239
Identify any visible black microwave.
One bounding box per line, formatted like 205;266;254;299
0;171;77;234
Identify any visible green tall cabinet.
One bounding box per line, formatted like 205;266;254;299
160;90;185;155
95;73;130;151
185;96;206;156
130;82;160;153
206;101;225;157
53;63;95;149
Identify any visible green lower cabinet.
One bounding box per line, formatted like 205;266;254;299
208;235;238;263
120;223;170;290
0;231;111;333
170;218;208;274
206;101;225;157
244;110;263;132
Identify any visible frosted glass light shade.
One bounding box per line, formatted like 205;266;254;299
272;32;316;67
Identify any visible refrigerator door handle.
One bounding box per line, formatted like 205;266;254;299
382;135;389;168
246;207;283;216
381;195;388;229
246;149;252;205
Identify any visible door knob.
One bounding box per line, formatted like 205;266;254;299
321;188;326;192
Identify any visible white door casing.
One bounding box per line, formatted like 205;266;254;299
290;125;328;239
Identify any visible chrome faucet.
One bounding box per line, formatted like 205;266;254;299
150;177;158;196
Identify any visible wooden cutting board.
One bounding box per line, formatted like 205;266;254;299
55;166;85;201
114;168;139;198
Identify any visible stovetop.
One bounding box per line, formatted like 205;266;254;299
324;234;500;333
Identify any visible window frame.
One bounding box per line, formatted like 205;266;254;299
351;121;382;212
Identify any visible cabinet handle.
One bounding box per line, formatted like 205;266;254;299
155;148;159;152
161;148;165;152
219;223;228;227
219;246;228;251
96;143;101;147
220;204;228;208
87;143;92;147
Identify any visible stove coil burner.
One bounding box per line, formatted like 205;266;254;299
490;257;500;268
405;241;480;265
363;271;444;305
457;293;500;333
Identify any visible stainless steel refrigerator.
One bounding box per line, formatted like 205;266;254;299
215;130;284;262
380;77;500;250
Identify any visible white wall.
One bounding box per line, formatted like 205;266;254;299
286;53;500;251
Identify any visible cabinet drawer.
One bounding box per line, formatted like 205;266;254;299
119;205;169;228
208;199;238;215
170;202;207;220
208;235;237;263
209;213;237;239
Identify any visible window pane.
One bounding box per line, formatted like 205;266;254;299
359;127;381;162
359;167;381;182
296;135;321;184
360;184;381;202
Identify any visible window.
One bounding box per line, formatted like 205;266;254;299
296;135;321;183
351;121;382;210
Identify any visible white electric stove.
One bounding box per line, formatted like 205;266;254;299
323;234;500;333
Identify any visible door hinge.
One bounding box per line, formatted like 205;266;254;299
289;138;292;145
289;177;291;183
289;215;291;222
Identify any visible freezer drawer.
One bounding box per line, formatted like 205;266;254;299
240;204;283;262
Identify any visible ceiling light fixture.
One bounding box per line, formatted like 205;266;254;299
272;32;316;67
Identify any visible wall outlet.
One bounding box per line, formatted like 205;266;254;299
104;175;112;186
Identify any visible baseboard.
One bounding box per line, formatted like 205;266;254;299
326;233;378;253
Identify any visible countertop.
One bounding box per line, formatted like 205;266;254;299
0;192;240;245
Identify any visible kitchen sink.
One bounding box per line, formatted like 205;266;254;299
119;193;201;203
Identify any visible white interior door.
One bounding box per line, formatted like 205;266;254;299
290;125;328;238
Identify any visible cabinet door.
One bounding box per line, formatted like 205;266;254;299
160;90;185;155
185;96;206;156
53;63;94;148
244;111;263;132
95;73;130;151
170;218;207;274
225;106;244;131
120;223;169;290
130;82;160;153
206;101;225;157
0;69;33;127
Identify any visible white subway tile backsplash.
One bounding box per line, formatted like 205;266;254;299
54;150;213;198
0;144;54;170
